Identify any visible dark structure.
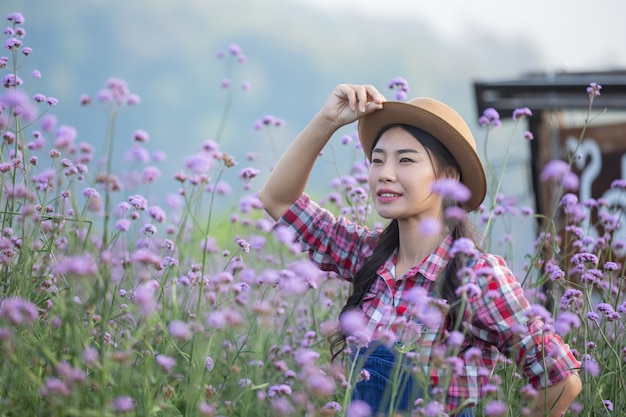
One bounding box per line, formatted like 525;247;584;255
473;70;626;218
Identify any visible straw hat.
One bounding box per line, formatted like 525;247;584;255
357;98;487;212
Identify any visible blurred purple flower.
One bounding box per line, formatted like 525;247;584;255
115;218;131;232
483;400;507;416
419;217;442;236
0;296;39;326
156;354;176;372
82;346;99;367
239;167;259;180
132;129;149;143
582;355;600;377
420;401;446;416
112;396;136;412
7;12;25;24
339;309;367;336
185;153;213;174
554;311;580;336
40;377;71;397
449;237;478;257
53;253;98;276
0;90;37;122
431;178;471;202
126;93;141;105
141;166;161;183
478;107;501;127
346;400;371;417
444;206;466;221
205;356;215;371
133;279;159;316
540;159;570;183
512;107;532;120
148;205;166;223
388;76;410;101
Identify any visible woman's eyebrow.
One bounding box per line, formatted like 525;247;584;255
372;148;420;154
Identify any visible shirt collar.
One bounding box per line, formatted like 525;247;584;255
378;234;454;282
418;234;454;281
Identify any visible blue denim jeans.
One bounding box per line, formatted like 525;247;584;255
351;343;474;417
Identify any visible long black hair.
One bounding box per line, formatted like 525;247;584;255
329;124;481;360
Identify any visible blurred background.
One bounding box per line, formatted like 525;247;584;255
2;0;626;269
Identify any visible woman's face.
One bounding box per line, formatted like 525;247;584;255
367;126;444;222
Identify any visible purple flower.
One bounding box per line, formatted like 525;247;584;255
148;205;166;223
555;311;580;336
4;37;22;50
419;217;442;236
133;129;149;143
128;194;148;210
133;280;160;316
7;12;25;24
323;402;342;412
126;93;140;105
512;107;532;120
0;297;39;326
610;178;626;189
141;166;161;183
447;330;465;346
523;130;534;140
339;309;367;336
483;400;507;416
239;167;259;180
1;90;37;122
41;114;57;132
478;107;501;127
115;218;131;232
444;206;466;221
185;153;213;174
53;253;98;276
420;401;446;417
156;354;176;372
582;355;600;377
449;237;478;257
82;187;100;199
430;178;471;202
2;73;23;87
205;356;215;371
540;159;570;183
82;346;99;366
40;377;71;397
346;400;371;417
586;82;602;97
112;396;136;412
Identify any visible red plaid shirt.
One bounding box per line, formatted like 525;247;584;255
279;194;581;412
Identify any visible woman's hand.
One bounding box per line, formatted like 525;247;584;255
318;84;386;129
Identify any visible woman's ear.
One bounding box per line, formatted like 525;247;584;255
442;166;460;181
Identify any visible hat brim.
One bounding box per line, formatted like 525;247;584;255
357;99;486;212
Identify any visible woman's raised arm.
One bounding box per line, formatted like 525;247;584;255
258;84;385;220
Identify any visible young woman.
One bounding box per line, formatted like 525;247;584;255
258;84;581;416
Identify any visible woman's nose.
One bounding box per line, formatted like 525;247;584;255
377;162;395;182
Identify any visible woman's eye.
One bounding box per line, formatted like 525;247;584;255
371;158;383;164
399;157;414;163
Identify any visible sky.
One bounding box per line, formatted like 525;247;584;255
296;0;626;71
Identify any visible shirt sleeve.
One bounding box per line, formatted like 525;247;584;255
276;193;377;281
469;253;581;388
